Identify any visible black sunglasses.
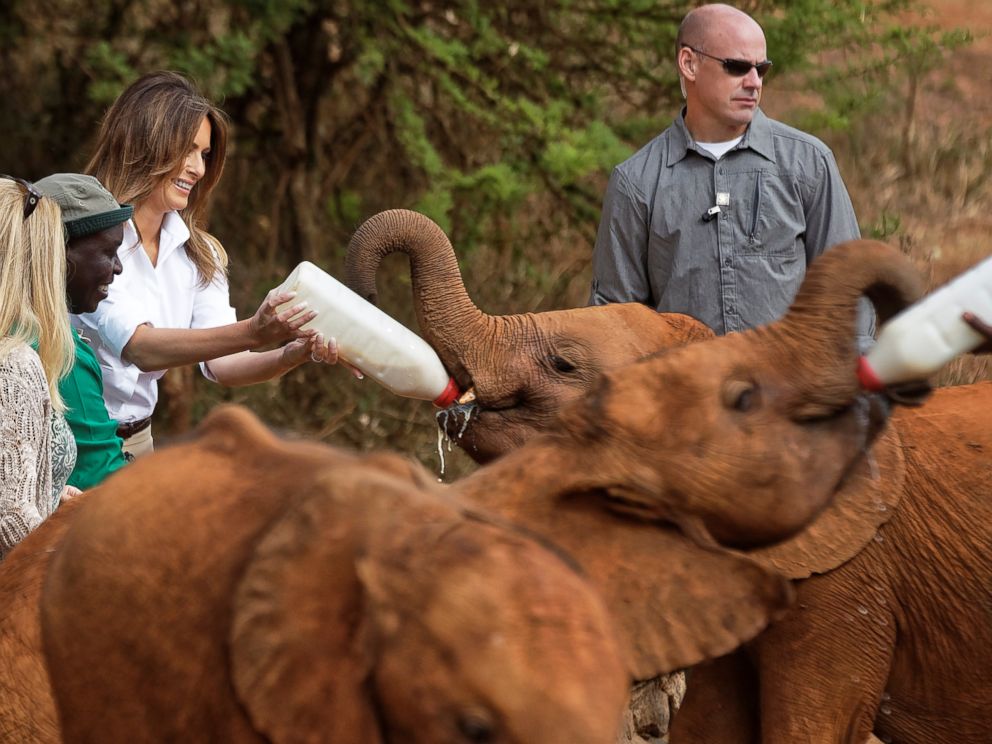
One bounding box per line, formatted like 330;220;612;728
682;45;773;79
0;174;43;220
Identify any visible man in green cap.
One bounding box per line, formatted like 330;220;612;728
35;173;134;489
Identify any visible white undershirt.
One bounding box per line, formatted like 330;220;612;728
696;135;744;160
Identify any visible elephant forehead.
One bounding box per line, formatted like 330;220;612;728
604;333;773;405
565;304;677;349
388;528;628;734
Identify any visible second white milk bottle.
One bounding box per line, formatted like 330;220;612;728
858;254;992;390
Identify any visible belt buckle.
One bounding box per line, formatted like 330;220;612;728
117;417;150;439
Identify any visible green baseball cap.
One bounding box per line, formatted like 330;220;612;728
34;173;133;240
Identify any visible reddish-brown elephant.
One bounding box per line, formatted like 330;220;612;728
344;209;712;463
32;409;632;744
668;379;992;744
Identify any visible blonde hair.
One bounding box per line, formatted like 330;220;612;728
0;180;74;411
86;70;230;286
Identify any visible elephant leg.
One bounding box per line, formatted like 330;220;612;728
751;572;896;744
668;650;758;743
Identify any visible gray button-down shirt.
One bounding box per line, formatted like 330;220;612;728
590;108;872;340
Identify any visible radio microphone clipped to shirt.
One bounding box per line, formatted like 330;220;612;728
702;192;731;222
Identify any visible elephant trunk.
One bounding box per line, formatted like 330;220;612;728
345;209;496;385
770;239;926;409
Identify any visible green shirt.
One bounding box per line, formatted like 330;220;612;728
61;328;127;489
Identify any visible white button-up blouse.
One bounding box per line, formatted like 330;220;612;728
72;212;237;424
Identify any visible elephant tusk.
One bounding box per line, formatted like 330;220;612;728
457;387;477;405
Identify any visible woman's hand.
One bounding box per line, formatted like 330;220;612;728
248;290;318;347
61;485;83;502
280;333;364;377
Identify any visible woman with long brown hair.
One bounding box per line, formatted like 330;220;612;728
0;176;77;557
77;71;344;457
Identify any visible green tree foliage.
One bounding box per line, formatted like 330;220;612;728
0;0;969;473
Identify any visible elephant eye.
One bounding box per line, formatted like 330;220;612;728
457;708;496;742
549;354;577;373
723;379;758;412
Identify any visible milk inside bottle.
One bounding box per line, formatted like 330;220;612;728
858;254;992;390
273;261;461;407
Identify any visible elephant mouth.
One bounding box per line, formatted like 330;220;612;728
434;385;524;462
435;399;478;443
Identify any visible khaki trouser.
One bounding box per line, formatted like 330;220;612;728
122;424;154;459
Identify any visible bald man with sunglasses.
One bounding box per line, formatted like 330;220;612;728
590;3;873;348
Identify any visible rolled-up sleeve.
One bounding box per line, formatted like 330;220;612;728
91;290;152;359
589;168;651;306
79;288;151;403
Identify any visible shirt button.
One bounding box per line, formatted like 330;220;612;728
724;258;732;267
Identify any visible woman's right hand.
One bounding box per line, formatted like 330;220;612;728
248;290;318;347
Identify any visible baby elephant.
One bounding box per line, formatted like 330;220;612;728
37;407;629;744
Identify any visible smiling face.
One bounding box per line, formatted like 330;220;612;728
680;8;767;141
66;224;124;313
144;115;212;216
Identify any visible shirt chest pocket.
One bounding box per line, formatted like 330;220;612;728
732;169;805;259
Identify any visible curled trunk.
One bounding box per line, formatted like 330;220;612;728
345;209;496;386
768;239;926;410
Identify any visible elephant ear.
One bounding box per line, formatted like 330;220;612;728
747;427;905;578
472;492;792;681
229;471;384;744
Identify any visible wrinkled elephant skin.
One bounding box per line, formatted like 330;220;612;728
670;382;992;743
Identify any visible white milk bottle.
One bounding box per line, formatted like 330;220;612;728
857;254;992;390
273;261;461;407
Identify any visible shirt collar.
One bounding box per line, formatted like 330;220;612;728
158;211;191;264
740;108;776;162
121;211;190;265
667;107;776;165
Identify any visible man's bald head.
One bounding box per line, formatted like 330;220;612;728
676;4;765;55
675;4;768;140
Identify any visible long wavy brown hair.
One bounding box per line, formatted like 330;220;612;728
86;71;230;285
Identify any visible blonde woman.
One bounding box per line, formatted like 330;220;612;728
0;176;77;558
78;71;346;457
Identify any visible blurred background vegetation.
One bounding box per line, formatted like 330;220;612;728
2;0;988;478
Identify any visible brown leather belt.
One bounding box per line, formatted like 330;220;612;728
116;416;152;439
